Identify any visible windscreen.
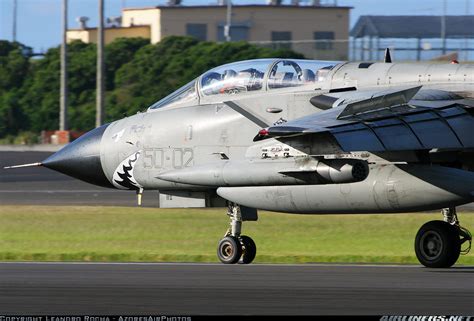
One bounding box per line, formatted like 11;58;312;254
149;80;197;109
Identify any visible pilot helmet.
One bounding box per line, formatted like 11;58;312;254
223;69;237;79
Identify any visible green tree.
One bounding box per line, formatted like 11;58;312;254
0;41;31;137
17;38;149;132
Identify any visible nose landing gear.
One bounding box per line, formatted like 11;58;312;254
415;207;472;268
217;203;258;264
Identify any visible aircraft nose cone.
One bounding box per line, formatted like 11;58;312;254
43;124;113;188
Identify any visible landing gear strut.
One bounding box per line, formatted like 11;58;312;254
415;207;471;268
217;203;257;264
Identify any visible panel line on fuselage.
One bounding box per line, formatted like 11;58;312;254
224;101;270;128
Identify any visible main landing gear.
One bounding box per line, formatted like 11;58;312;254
415;207;471;268
217;203;257;264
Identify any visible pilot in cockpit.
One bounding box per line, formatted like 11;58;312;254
217;68;264;94
302;69;316;83
223;69;237;79
201;71;223;95
219;69;239;94
236;68;264;91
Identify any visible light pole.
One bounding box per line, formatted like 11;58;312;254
60;0;68;131
440;0;447;55
12;0;17;42
465;0;470;60
96;0;105;128
224;0;232;42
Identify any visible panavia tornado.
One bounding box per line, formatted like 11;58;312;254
6;52;474;267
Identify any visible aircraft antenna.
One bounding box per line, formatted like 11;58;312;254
384;48;392;63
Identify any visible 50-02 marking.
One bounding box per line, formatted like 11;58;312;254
142;148;193;169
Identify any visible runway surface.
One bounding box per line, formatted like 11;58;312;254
0;262;473;315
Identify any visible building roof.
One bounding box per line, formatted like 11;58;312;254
68;25;149;31
123;4;352;11
350;15;474;39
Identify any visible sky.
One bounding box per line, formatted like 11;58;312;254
0;0;472;52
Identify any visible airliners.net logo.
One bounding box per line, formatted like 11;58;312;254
380;317;472;321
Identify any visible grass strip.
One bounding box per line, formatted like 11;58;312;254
0;205;472;264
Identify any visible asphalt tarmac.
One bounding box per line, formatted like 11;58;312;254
0;262;472;315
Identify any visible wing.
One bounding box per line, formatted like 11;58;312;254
256;86;474;152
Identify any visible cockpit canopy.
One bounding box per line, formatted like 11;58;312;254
149;58;338;110
200;60;269;96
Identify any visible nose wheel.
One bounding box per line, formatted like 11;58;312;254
217;203;257;264
217;236;242;264
415;208;471;268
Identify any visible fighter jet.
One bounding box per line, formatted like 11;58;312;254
6;53;474;268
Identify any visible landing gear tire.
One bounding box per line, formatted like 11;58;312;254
240;235;257;264
415;220;461;268
217;202;259;265
217;236;242;264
